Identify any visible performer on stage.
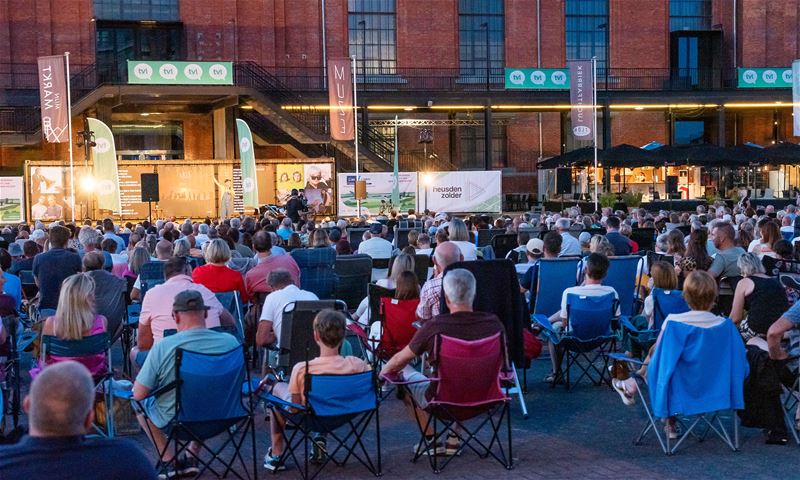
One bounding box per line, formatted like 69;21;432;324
213;177;235;219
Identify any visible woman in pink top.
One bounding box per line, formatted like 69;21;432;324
31;273;108;379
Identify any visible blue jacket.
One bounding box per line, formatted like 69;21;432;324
648;319;748;418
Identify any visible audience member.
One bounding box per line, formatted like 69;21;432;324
82;251;126;340
708;223;745;279
255;270;319;350
32;226;82;311
416;242;462;322
192;238;247;301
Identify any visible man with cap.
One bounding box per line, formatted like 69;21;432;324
356;223;394;268
519;238;545;293
133;289;240;477
8;240;37;275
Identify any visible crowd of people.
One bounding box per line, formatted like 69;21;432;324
1;197;800;476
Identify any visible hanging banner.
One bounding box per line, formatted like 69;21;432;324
327;59;355;141
37;55;69;143
793;60;800;136
739;67;793;88
236;119;259;209
568;60;594;141
0;177;25;223
127;60;233;85
505;68;570;89
337;172;417;216
423;171;502;213
86;118;121;213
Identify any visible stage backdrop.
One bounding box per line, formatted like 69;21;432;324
337;172;418;216
423;171;502;213
0;177;25;223
29;166;88;221
157;165;217;218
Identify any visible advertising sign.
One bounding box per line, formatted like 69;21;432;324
568;60;594;141
87;118;121;213
337;172;418;216
738;67;793;88
327;59;355;141
28;166;87;221
0;177;24;223
504;68;570;90
127;60;233;85
793;61;800;136
304;164;334;216
236;119;259;209
117;166;153;219
37;55;69;143
276;164;306;204
423;171;502;213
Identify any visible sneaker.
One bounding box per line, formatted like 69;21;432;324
780;275;800;291
664;422;679;440
445;433;460;456
413;437;447;456
543;372;564;384
263;448;286;472
156;461;179;480
765;429;788;445
310;435;327;464
177;455;200;476
612;378;637;406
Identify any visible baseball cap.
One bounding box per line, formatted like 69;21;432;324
7;242;22;257
369;223;383;235
172;290;210;312
526;238;544;254
578;232;592;244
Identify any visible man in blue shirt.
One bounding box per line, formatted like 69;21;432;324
31;225;82;311
102;218;126;254
604;216;632;256
0;361;155;479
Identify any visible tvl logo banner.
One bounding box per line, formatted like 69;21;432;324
127;61;233;85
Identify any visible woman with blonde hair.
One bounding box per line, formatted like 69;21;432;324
191;238;247;301
447;218;478;261
353;253;416;324
33;273;107;378
730;252;788;340
310;229;330;248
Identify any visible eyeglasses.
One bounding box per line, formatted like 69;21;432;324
310;175;322;180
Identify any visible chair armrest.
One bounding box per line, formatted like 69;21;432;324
531;313;556;334
260;392;307;412
380;372;438;385
608;352;644;366
347;322;369;341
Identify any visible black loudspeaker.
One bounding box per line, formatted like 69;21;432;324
141;173;160;202
666;175;678;194
556;168;572;194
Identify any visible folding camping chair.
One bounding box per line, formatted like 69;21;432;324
261;370;381;480
39;333;122;438
630;228;656;252
620;288;689;357
139;261;166;297
121;302;141;378
605;255;644;317
215;291;245;343
333;254;373;311
533;293;618;390
1;311;36;434
291;248;337;300
134;345;257;479
275;300;349;374
491;234;518;261
350;297;419;370
609;319;748;455
382;332;512;473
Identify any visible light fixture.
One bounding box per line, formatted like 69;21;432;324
240;105;254;110
422;173;434;186
80;175;96;193
140;113;150;116
403;107;414;111
634;107;644;111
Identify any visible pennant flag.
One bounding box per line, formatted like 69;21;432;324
392;115;400;206
236;119;259;209
568;59;594;141
327;59;355;141
87;118;121;213
37;55;70;143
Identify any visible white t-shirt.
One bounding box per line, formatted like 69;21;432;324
559;284;619;319
451;240;478;261
259;285;319;347
357;237;394;259
663;310;725;329
747;238;763;253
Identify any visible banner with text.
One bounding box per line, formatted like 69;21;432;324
127;60;233;85
568;60;594;141
327;59;355;141
87;118;121;213
337;172;417;216
505;68;570;89
739;67;793;88
0;177;25;223
793;61;800;136
37;55;69;143
424;171;502;213
236;119;259;209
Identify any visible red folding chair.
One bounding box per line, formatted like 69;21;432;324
348;298;419;369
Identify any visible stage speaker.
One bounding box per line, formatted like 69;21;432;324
556;168;572;194
666;175;678;194
141;173;160;202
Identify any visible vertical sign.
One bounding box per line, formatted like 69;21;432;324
793;60;800;136
236;119;259;209
87;118;121;213
327;59;355;141
37;55;69;143
568;60;594;141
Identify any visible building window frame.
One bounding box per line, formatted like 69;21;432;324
94;0;179;22
458;0;505;79
348;0;397;77
565;0;608;72
670;0;712;32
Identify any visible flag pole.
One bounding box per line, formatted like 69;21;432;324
65;51;75;223
351;55;360;218
592;56;598;213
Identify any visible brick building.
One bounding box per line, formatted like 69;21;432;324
2;0;800;201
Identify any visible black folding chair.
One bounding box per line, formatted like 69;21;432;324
333;254;373;311
276;300;348;373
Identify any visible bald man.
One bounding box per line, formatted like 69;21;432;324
0;361;155;479
130;239;174;301
416;241;463;322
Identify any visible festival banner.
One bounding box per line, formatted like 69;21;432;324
87;118;121;213
793;60;800;136
28;166;87;221
327;59;355;141
127;60;233;85
276;164;305;203
423;171;502;213
304;164;334;216
568;60;594;141
0;177;25;223
37;55;69;143
337;172;417;216
236;119;259;209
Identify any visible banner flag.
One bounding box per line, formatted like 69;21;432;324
236;119;259;209
793;60;800;136
86;118;121;213
392;116;400;206
37;55;70;143
327;59;355;141
568;60;594;141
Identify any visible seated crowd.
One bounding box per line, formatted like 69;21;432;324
1;198;800;476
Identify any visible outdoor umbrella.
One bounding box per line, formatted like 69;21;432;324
727;143;766;166
537;146;596;169
764;142;800;165
648;145;690;167
599;143;655;168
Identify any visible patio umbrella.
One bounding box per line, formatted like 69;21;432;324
727;143;766;166
537;146;596;169
599;143;655;168
648;145;690;167
764;142;800;165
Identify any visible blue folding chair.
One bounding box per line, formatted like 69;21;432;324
121;302;141;377
621;288;689;354
139;261;166;297
605;256;644;317
533;293;618;390
291;248;337;299
215;291;245;343
529;258;581;317
610;319;748;455
261;370;381;480
134;345;257;479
